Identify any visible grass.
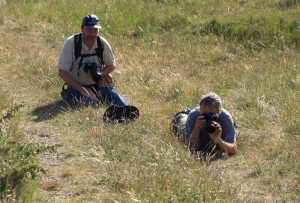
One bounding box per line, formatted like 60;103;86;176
0;0;299;202
0;104;50;201
200;14;300;50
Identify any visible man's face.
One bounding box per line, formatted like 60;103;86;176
81;27;99;42
200;104;219;115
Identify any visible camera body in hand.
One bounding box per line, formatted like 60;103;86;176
83;63;102;82
202;113;219;133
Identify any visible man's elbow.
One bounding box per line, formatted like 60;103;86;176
109;64;116;72
58;69;63;77
58;69;68;79
185;139;198;153
229;144;238;155
184;138;189;147
184;137;193;148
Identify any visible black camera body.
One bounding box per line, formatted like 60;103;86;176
202;113;219;133
83;63;102;82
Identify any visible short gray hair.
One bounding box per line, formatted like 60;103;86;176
200;92;222;109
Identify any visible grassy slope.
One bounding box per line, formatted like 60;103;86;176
0;0;299;202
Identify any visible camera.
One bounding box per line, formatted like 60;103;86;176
83;63;102;82
202;113;219;133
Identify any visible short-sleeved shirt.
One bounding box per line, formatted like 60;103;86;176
57;34;115;86
185;107;236;143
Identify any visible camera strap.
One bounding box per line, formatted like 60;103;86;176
76;53;98;76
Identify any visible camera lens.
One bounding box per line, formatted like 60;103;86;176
206;121;216;133
90;67;101;82
83;63;101;82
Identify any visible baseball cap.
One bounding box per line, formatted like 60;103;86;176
82;14;102;29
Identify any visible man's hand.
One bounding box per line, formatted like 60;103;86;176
208;122;222;143
186;116;205;150
195;116;206;130
79;87;98;101
208;122;237;154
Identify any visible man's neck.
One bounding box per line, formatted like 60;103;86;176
83;39;95;49
82;34;97;49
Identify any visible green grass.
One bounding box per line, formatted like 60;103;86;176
200;14;300;50
0;0;299;202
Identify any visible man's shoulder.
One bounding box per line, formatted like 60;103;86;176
98;36;111;48
220;108;233;118
187;107;200;120
98;36;107;41
98;36;110;46
219;108;234;123
64;35;76;46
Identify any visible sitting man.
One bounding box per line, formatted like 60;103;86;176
180;93;237;157
58;14;129;107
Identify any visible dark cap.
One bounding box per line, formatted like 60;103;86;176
82;14;102;29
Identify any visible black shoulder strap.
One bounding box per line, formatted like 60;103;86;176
74;33;82;61
96;36;104;66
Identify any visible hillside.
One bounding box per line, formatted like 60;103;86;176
0;0;299;202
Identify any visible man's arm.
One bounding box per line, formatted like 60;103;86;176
58;69;98;100
209;123;237;155
215;137;237;155
185;116;205;153
100;63;116;76
185;127;200;153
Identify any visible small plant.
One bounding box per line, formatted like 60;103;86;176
1;104;25;121
0;105;51;201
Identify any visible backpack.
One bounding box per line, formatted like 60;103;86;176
170;108;191;138
72;33;104;76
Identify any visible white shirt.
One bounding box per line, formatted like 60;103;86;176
57;34;115;86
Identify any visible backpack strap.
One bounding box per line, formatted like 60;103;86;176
74;33;82;61
96;36;104;67
72;33;83;75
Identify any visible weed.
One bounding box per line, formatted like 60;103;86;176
1;104;25;121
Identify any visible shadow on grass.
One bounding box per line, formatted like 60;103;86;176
31;100;72;122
